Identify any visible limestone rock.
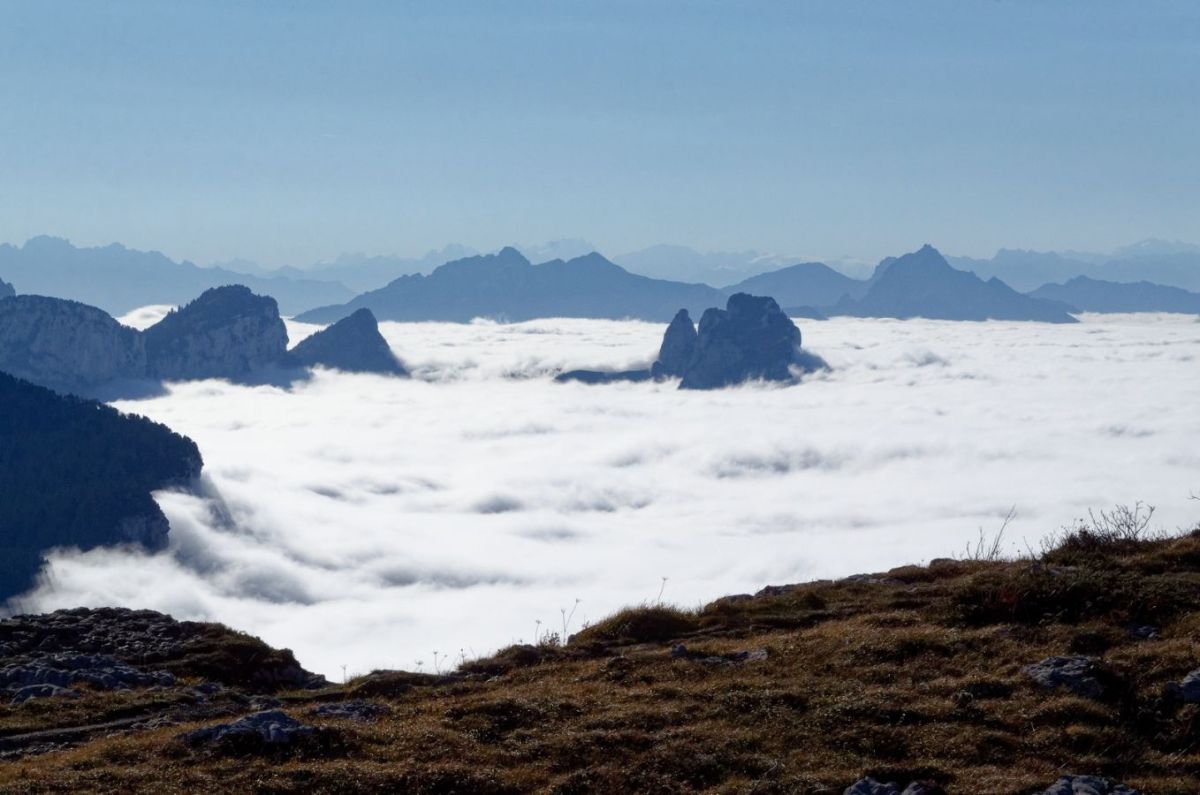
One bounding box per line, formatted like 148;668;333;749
1166;667;1200;702
680;293;807;389
144;285;288;380
288;308;406;375
1038;775;1141;795
0;295;145;393
1024;656;1109;700
650;309;697;378
180;709;314;748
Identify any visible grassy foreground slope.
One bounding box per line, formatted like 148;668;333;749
1;508;1198;794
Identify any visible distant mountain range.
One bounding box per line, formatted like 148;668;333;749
948;240;1200;293
1030;276;1200;314
3;235;1198;324
835;246;1077;323
296;248;727;324
0;237;353;316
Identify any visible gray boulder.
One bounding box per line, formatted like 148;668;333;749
144;285;288;380
650;308;697;378
1166;667;1200;702
1023;656;1108;700
288;308;406;375
843;778;942;795
1038;775;1141;795
181;710;314;748
10;684;80;705
313;700;390;721
0;295;145;393
680;293;809;389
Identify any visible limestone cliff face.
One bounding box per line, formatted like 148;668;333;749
144;286;289;380
0;295;146;394
650;309;697;379
287;308;407;375
679;293;808;390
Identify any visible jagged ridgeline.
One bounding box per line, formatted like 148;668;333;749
0;372;202;601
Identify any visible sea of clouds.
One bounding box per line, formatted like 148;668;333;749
23;312;1200;679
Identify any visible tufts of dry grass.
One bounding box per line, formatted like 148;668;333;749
1;512;1198;794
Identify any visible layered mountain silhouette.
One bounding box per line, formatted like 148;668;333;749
0;237;352;316
0;371;203;602
296;248;726;324
0;287;405;396
0;275;13;299
832;245;1078;323
1029;276;1200;314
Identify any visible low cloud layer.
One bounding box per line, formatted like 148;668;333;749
22;314;1200;679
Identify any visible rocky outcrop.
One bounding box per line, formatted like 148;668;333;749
557;293;824;389
650;309;697;379
680;293;809;389
0;608;327;693
145;286;288;380
288;308;406;375
0;295;146;394
0;275;13;299
0;373;202;600
2;654;175;705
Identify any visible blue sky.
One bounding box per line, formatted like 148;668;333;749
1;1;1197;266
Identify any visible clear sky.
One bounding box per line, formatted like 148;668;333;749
1;0;1197;266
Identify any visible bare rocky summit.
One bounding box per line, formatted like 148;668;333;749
144;285;289;380
288;308;407;375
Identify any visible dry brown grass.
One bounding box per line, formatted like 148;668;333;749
1;522;1199;793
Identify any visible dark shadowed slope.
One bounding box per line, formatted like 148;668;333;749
0;237;352;316
837;245;1078;323
0;276;13;299
725;262;866;308
288;308;407;374
296;248;726;324
0;372;202;602
1029;276;1200;314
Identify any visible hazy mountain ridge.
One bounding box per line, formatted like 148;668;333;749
0;237;353;316
296;248;728;324
835;245;1077;323
949;239;1200;293
1030;276;1200;314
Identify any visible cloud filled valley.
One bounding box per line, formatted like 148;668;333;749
20;313;1200;680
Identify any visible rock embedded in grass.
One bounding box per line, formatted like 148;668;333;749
1166;667;1200;703
1038;774;1141;795
1023;655;1110;700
